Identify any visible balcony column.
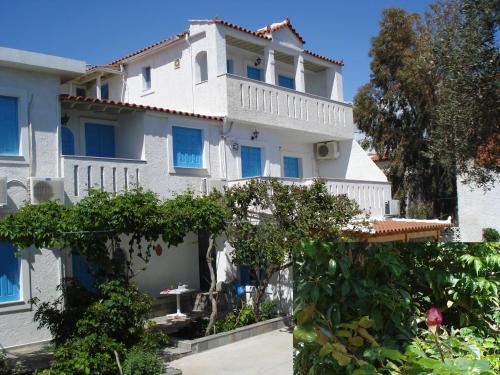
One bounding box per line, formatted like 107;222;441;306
264;46;275;85
95;74;102;99
326;66;343;101
294;54;305;92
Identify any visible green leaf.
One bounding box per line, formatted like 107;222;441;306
328;259;337;275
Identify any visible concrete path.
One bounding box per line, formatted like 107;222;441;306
169;328;293;375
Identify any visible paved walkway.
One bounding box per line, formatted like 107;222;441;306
169;328;293;375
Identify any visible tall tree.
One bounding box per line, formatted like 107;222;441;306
354;9;456;218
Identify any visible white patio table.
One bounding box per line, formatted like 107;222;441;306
161;287;196;319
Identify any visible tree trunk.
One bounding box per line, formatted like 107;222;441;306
204;235;217;336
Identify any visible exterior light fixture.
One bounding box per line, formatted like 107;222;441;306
254;57;262;66
61;113;70;126
251;130;260;140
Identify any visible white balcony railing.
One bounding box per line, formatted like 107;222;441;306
228;177;392;219
224;74;354;139
61;155;147;203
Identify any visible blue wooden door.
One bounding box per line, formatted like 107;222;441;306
0;96;19;156
278;75;295;90
0;242;20;303
85;123;115;158
284;157;300;178
247;66;262;81
72;254;96;292
241;146;262;178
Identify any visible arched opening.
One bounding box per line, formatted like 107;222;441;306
61;126;75;155
195;51;208;83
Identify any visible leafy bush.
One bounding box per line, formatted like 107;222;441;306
294;241;500;374
260;300;276;321
34;280;166;375
122;348;164;375
0;351;12;375
483;228;500;242
213;301;277;334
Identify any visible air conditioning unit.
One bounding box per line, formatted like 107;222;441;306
315;141;340;160
385;200;400;217
0;176;7;206
29;177;65;204
200;178;227;195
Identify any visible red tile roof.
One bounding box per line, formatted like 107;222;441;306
214;18;271;40
256;18;305;44
370;219;452;236
108;31;189;66
303;50;344;66
60;95;224;121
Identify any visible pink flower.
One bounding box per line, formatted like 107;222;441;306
427;307;443;327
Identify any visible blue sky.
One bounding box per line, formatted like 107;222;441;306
0;0;434;102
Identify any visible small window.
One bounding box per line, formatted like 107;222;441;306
283;156;301;178
0;242;20;303
0;95;19;156
226;59;234;74
172;126;203;168
241;146;262;178
195;51;208;83
101;83;109;100
142;67;152;91
75;87;86;97
85;123;115;158
61;127;75;155
278;75;295;90
247;66;262;81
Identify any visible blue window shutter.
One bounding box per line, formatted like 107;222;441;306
0;96;19;156
227;59;234;74
61;127;75;155
172;126;203;168
278;75;295;90
247;66;262;81
101;84;109;100
72;254;97;292
241;146;262;178
85;123;115;158
0;242;20;303
284;157;301;178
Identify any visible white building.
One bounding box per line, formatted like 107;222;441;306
1;18;393;349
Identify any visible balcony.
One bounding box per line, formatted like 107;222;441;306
222;74;354;139
61;155;147;203
227;177;392;219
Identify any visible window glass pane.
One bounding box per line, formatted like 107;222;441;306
173;126;203;168
247;66;262;81
143;67;151;90
0;242;20;303
85;123;115;158
61;127;75;155
278;75;295;89
76;87;86;97
0;95;19;156
226;59;234;74
101;83;109;100
284;156;301;178
241;146;262;177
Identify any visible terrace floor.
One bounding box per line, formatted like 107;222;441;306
169;328;293;375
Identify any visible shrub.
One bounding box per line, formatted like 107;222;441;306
483;228;500;242
260;300;276;321
213;301;277;334
122;348;164;375
0;351;12;375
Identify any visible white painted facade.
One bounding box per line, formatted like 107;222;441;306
457;175;500;242
1;18;390;349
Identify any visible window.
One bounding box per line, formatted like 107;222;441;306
142;67;151;91
75;87;86;97
278;75;295;90
0;242;20;303
226;59;234;74
195;51;208;83
85;123;115;158
61;127;75;155
241;146;262;178
0;95;19;156
101;83;109;100
172;126;203;168
283;156;301;178
247;66;262;81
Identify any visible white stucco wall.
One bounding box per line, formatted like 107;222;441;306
457;176;500;242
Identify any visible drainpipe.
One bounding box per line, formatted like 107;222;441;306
220;116;233;180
